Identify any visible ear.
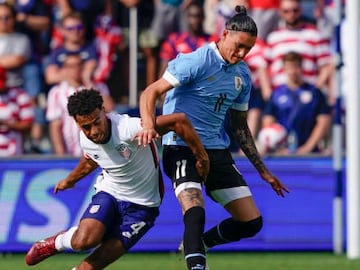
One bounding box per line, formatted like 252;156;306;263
222;29;229;39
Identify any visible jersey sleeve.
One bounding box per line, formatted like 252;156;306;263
165;49;204;86
125;116;142;138
231;63;253;111
109;113;142;141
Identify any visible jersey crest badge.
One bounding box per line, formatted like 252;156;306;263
89;205;101;214
235;76;242;91
116;143;132;158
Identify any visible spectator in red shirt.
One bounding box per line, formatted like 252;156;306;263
0;67;34;156
265;0;333;93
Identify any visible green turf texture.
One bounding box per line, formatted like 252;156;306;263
1;252;360;270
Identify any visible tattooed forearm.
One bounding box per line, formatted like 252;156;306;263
229;109;268;174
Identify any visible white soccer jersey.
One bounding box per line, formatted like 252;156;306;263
80;113;162;207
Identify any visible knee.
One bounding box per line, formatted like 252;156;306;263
222;216;263;241
243;216;263;237
71;231;102;251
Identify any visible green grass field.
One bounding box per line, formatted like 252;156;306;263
1;252;360;270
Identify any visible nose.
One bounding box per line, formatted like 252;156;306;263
238;48;247;59
90;125;99;137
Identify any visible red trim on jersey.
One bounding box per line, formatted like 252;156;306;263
158;172;165;201
149;140;164;200
149;140;159;168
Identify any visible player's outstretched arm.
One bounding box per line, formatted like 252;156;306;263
155;113;210;181
54;156;99;193
228;109;290;197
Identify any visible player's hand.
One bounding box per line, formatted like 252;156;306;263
134;127;160;146
262;172;290;197
195;158;210;183
53;179;76;194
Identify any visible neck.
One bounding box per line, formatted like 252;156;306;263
64;40;83;50
216;41;227;63
286;79;302;89
67;79;83;87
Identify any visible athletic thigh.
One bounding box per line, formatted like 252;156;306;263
162;145;203;187
224;197;261;221
205;149;260;219
77;191;119;245
162;145;204;212
115;201;160;251
205;149;249;192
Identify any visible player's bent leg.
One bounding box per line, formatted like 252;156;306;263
75;237;126;270
203;194;263;248
203;216;263;248
176;184;207;270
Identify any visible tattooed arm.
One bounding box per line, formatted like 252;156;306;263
228;109;289;197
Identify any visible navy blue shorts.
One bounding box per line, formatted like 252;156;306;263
162;145;248;201
81;191;159;251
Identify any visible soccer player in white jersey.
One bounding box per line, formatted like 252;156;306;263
138;5;289;270
25;89;209;270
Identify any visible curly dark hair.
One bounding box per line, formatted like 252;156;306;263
67;89;103;117
225;5;257;37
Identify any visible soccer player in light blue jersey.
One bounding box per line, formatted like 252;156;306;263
138;5;289;270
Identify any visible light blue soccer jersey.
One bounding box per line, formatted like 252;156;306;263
162;42;252;149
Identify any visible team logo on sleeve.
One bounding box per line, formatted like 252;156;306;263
115;143;132;158
235;76;242;91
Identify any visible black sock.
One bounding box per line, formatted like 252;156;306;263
183;206;206;270
203;216;263;248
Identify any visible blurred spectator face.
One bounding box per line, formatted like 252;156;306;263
63;55;83;82
0;5;15;34
279;0;302;27
61;17;85;43
283;58;302;83
186;4;204;33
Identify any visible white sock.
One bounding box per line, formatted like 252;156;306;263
55;226;78;251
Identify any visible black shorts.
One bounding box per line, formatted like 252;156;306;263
162;145;248;199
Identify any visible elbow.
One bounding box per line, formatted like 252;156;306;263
173;112;188;125
172;113;188;133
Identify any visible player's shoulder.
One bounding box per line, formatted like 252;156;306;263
191;42;221;67
180;42;214;60
108;112;140;127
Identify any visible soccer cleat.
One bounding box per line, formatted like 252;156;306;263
25;231;64;265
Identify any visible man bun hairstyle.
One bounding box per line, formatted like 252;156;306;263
225;5;257;37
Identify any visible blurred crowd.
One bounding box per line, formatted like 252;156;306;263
0;0;345;157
